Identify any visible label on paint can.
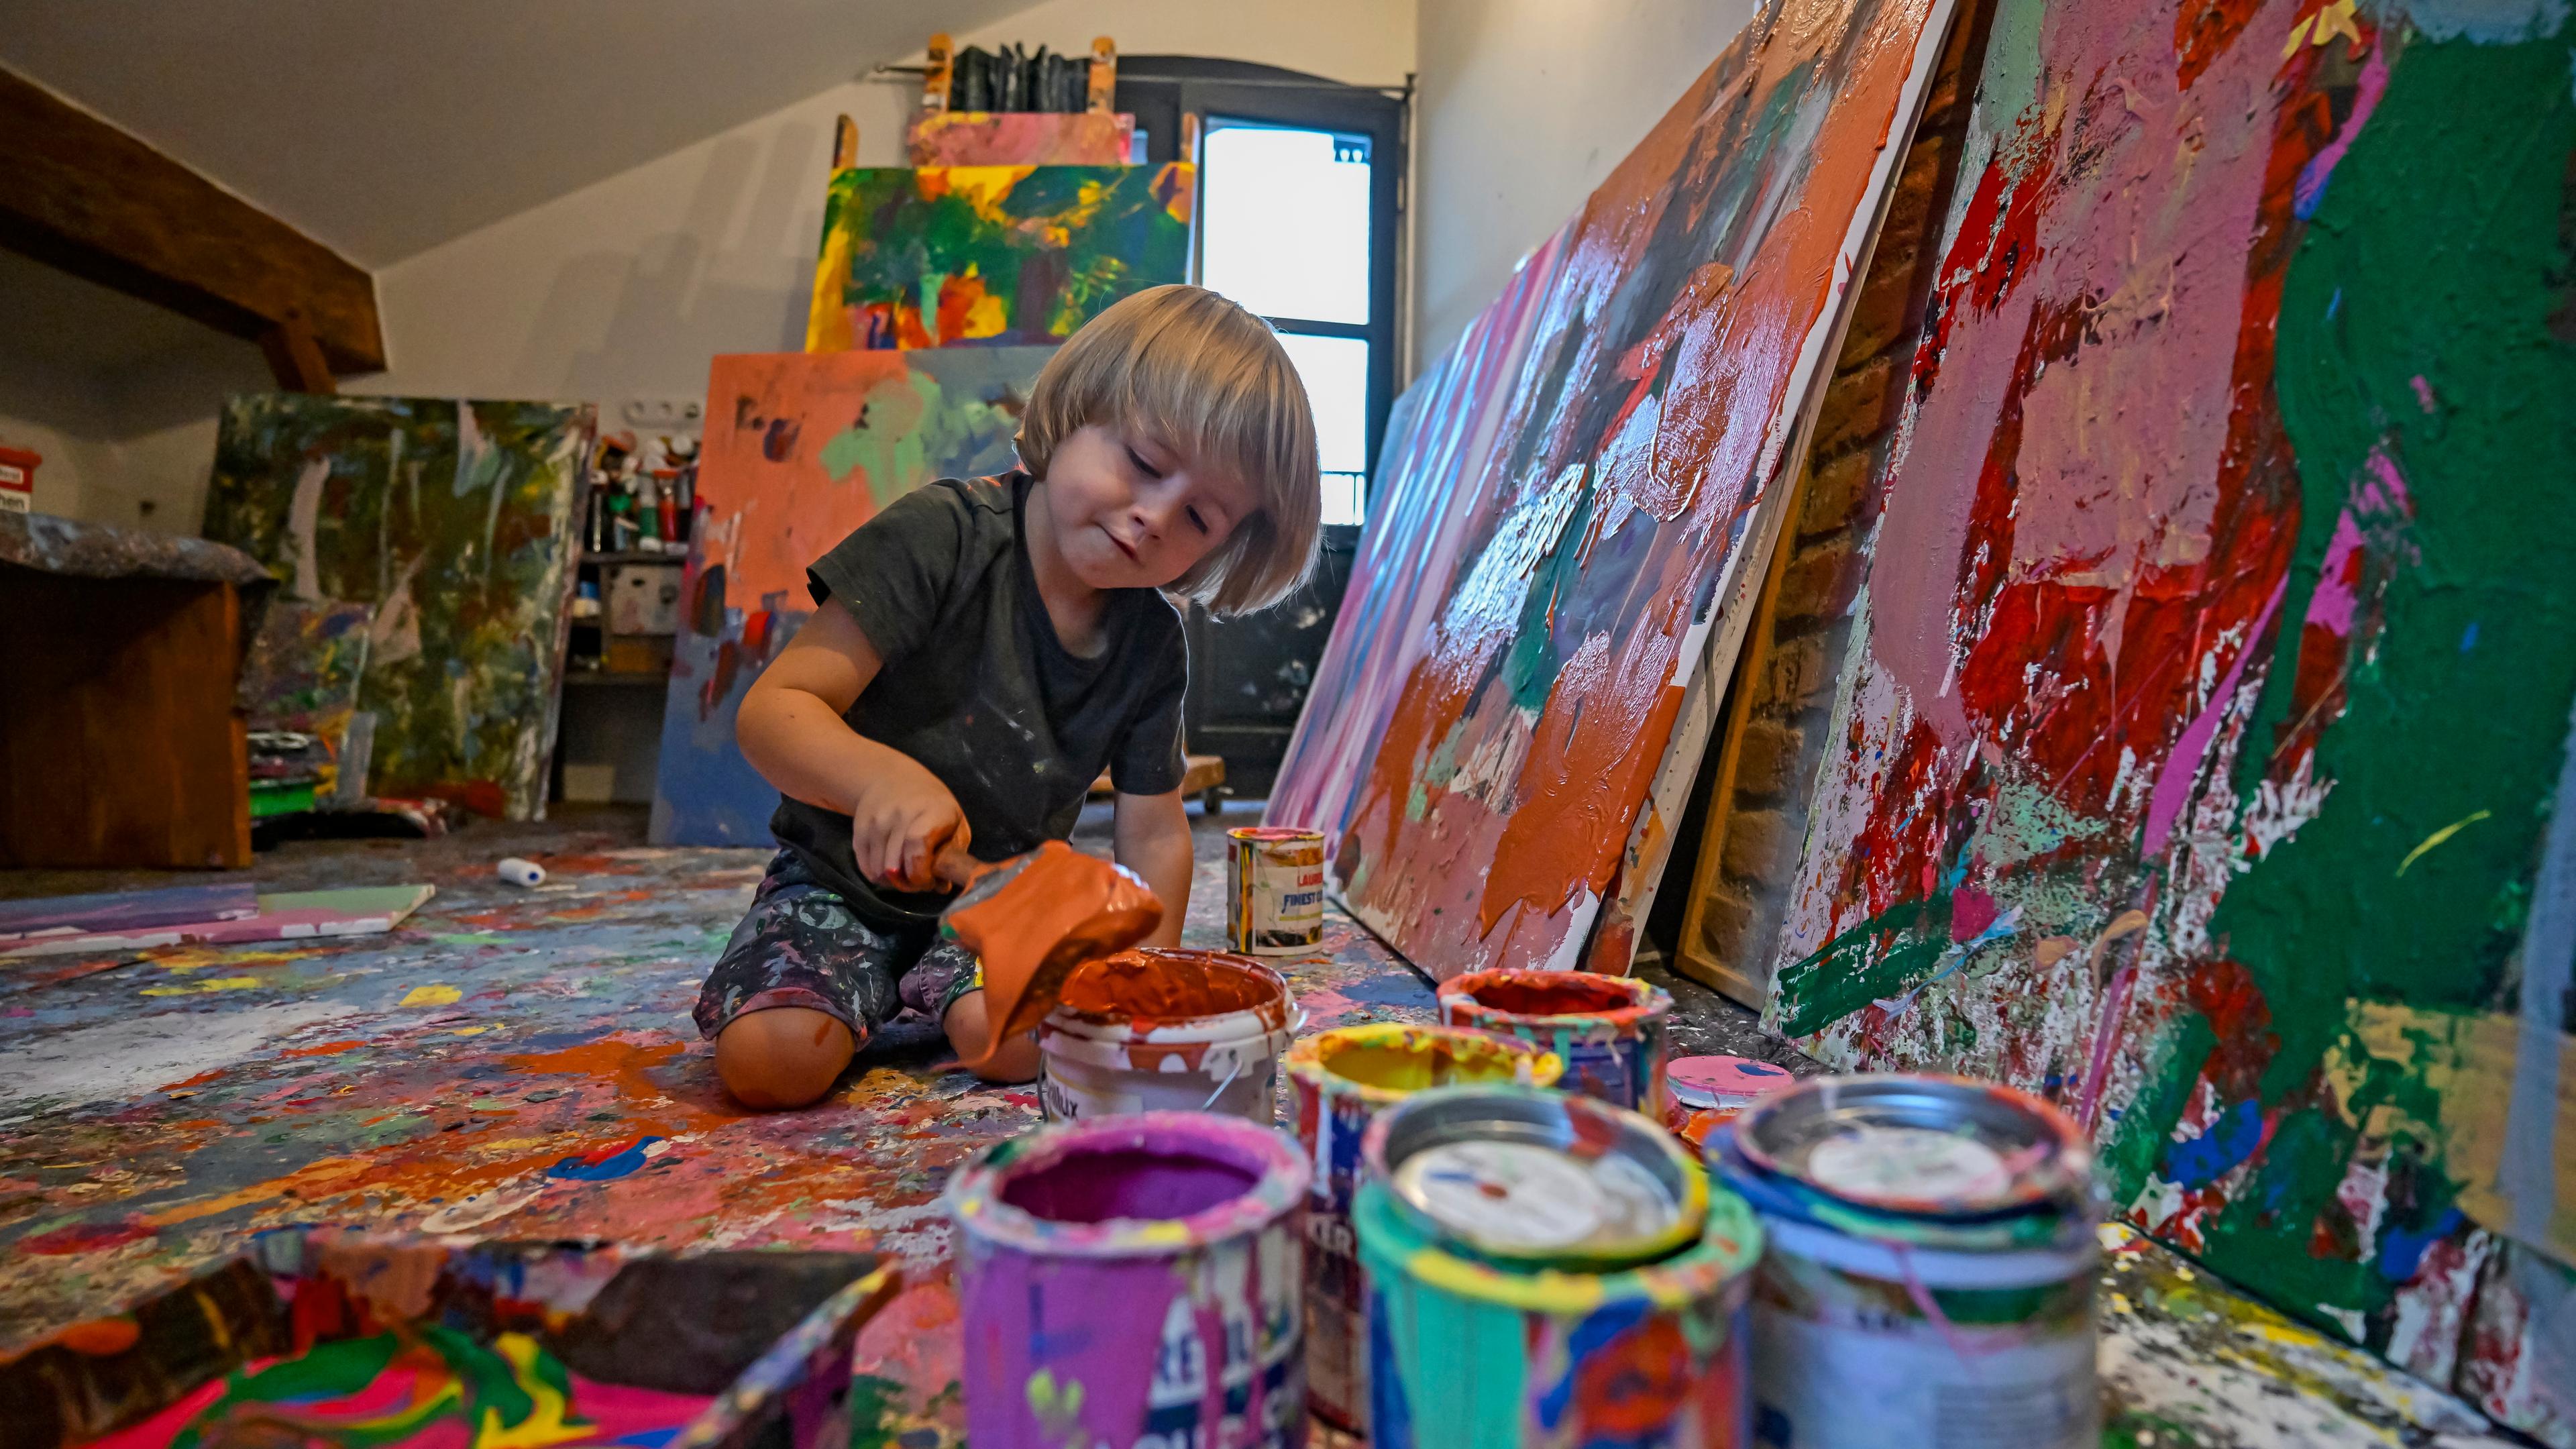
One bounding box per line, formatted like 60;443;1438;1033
1141;1248;1306;1449
1227;828;1325;955
1751;1299;2097;1449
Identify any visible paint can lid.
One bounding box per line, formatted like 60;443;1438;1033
1666;1055;1799;1110
1733;1073;2093;1220
1363;1083;1706;1268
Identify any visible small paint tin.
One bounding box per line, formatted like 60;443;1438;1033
1356;1173;1762;1449
1226;826;1326;955
1662;1055;1797;1146
1036;949;1299;1124
1362;1083;1705;1270
1285;1025;1564;1434
1719;1074;2101;1449
1437;969;1674;1116
947;1111;1310;1449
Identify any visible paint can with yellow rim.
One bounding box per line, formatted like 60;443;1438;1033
1356;1084;1762;1449
1226;826;1326;954
1285;1024;1565;1434
1714;1074;2101;1449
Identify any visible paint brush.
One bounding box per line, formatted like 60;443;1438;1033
930;841;1163;1068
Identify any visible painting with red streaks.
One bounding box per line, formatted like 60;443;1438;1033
651;348;1052;845
1270;0;1962;981
1764;0;2576;1437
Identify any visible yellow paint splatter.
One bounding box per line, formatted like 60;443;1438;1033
400;984;463;1008
2396;809;2491;877
140;976;264;997
451;1025;491;1036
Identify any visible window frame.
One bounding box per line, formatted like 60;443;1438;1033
1115;58;1407;517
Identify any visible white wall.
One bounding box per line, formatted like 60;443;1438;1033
0;335;265;531
356;0;1418;431
1411;0;1756;366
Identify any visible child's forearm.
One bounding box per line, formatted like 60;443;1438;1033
737;682;922;816
1114;791;1195;949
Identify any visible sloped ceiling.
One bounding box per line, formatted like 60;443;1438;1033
0;0;1029;269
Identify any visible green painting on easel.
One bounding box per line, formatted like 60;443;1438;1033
804;163;1193;352
206;395;593;820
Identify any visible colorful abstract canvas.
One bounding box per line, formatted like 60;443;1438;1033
1267;0;1960;981
1765;0;2576;1438
905;110;1134;166
804;164;1193;352
206;396;593;820
651;347;1055;845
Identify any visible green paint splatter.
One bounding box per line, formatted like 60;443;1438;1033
1770;891;1954;1037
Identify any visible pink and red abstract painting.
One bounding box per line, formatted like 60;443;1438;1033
1766;0;2576;1437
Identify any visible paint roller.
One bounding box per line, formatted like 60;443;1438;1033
928;841;1163;1071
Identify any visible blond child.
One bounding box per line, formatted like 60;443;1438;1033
696;286;1322;1108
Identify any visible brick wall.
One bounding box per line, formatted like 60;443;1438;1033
1661;1;1991;1005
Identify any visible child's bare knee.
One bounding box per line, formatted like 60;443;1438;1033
714;1007;855;1110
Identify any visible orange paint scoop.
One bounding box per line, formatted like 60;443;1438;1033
934;841;1163;1070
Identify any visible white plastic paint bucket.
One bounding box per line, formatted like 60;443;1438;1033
1036;949;1299;1125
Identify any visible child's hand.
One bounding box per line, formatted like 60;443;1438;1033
849;755;969;892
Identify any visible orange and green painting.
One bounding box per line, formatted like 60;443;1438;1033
804;163;1193;352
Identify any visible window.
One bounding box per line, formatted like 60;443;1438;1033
1116;60;1405;529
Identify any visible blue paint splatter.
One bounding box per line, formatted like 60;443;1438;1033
2165;1099;2265;1188
2377;1205;2465;1283
2461;621;2479;651
548;1134;664;1181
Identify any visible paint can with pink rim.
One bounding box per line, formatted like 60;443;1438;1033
945;1110;1311;1449
1283;1023;1566;1434
1436;968;1674;1116
1036;948;1301;1124
1226;826;1326;954
1713;1074;2101;1449
1662;1055;1799;1148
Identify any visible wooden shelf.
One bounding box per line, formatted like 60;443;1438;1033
577;549;688;566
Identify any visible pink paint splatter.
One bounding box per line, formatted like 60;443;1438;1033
2294;42;2390;219
2142;578;2289;857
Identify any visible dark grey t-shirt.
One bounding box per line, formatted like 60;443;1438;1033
769;472;1187;927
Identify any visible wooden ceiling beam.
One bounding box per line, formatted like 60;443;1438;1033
0;66;384;374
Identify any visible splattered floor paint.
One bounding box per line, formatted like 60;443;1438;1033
0;808;2520;1446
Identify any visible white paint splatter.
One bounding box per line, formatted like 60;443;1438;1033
0;1002;360;1108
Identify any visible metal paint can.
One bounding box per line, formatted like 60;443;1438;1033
1285;1025;1564;1434
1437;969;1674;1116
1226;826;1326;954
1716;1074;2101;1449
1355;1086;1763;1449
946;1110;1310;1449
1036;949;1299;1124
1662;1055;1799;1147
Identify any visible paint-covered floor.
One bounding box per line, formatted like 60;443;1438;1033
0;807;2524;1446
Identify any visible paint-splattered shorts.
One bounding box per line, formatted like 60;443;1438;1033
692;851;981;1042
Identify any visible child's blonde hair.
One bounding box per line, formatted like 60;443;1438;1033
1018;285;1321;616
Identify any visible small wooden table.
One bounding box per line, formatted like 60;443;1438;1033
0;512;270;868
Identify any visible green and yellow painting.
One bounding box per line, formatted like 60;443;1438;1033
207;395;592;820
804;162;1193;352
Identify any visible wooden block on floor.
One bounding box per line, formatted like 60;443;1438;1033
1088;753;1226;806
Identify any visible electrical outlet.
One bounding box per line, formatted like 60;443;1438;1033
621;397;703;430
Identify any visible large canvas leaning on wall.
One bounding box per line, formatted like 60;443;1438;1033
650;347;1055;846
1268;0;1962;980
205;396;592;821
1764;0;2576;1438
804;163;1192;352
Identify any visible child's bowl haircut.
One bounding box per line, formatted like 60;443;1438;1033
1019;285;1323;616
